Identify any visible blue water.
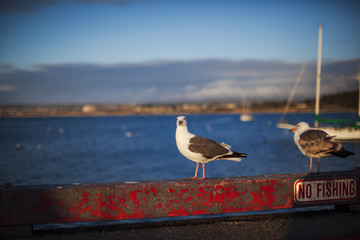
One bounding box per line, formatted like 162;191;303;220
0;113;359;186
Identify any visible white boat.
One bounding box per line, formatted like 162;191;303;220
317;126;360;141
278;24;360;141
240;95;253;122
240;114;253;122
277;122;296;130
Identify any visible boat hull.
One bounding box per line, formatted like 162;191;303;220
240;114;253;122
318;127;360;141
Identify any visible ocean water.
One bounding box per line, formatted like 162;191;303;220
1;113;359;186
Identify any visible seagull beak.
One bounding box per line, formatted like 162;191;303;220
177;120;183;126
290;127;296;132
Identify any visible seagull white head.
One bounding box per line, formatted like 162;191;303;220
290;122;310;133
177;116;187;127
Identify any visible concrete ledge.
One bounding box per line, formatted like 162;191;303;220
1;170;359;227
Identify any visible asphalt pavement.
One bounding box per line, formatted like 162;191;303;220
5;209;360;240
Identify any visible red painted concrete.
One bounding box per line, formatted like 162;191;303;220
1;170;359;226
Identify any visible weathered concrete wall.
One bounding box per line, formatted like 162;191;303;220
1;170;359;226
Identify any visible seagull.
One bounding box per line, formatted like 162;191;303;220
290;122;355;173
175;116;247;180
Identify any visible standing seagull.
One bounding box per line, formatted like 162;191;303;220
175;116;247;180
291;122;355;173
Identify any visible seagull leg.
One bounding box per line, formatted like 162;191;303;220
309;157;313;173
185;162;199;180
317;158;320;173
193;162;206;181
199;162;206;180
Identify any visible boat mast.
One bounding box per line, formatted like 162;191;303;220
357;65;360;124
315;24;323;128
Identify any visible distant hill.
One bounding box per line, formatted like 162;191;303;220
304;90;358;109
251;90;358;112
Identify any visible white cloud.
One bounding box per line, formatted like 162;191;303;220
185;76;296;100
185;84;196;91
0;59;357;104
0;85;14;91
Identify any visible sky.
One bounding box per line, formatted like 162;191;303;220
0;0;359;105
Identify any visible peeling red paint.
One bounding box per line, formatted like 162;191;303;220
168;188;176;193
191;209;208;215
168;206;190;216
149;186;158;195
185;195;194;202
215;185;240;204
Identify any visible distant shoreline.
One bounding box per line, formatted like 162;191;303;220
0;104;357;118
1;90;357;117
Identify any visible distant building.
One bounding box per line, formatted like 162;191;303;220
296;103;307;110
82;105;96;113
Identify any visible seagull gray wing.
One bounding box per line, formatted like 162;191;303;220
298;129;341;155
188;136;230;159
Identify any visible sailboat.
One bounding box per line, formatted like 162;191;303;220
240;95;253;122
278;24;360;140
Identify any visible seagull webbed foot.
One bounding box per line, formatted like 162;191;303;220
194;177;205;181
184;176;206;180
184;176;198;180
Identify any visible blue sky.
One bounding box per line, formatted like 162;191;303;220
0;0;359;104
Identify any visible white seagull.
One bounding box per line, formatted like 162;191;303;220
291;122;355;173
175;116;247;180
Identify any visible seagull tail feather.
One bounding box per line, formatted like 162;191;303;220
331;147;355;158
222;151;248;162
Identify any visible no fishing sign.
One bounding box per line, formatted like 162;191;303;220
294;178;357;203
